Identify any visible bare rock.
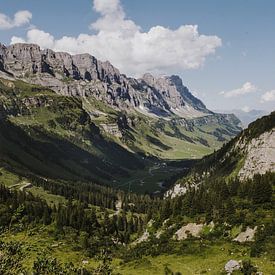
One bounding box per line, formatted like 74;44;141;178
233;226;257;243
225;260;241;274
174;223;204;240
238;129;275;180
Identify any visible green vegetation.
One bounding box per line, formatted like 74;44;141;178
0;78;274;274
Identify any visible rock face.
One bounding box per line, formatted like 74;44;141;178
224;260;241;274
238;129;275;180
0;42;216;120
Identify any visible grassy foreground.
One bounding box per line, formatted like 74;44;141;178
1;229;274;274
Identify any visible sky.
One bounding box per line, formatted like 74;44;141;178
0;0;274;112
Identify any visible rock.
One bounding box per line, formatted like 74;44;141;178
164;183;187;198
233;226;257;243
134;229;150;244
174;223;204;240
224;260;241;274
237;129;275;180
0;42;212;120
100;123;122;138
82;260;89;265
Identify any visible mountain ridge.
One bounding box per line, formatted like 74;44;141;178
0;42;228;120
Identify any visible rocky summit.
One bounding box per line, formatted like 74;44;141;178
0;43;227;120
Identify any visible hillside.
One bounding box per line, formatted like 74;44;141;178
167;111;275;198
197;111;275;180
0;42;242;193
0;112;274;274
0;42;242;161
1;42;274;275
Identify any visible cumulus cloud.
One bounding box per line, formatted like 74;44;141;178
0;10;32;30
12;29;55;49
10;0;221;77
261;90;275;103
220;82;257;98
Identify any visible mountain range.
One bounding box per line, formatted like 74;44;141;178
0;42;242;191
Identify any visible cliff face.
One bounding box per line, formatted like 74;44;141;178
0;43;212;119
237;129;275;180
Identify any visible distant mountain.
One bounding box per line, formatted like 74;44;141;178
214;109;268;127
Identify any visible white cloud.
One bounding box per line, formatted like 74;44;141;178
10;0;221;77
0;10;32;30
220;82;257;98
241;106;251;112
261;90;275;103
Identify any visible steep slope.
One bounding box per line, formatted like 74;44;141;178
202;111;275;179
0;43;210;118
0;78;144;184
0;42;242;160
167;111;275;197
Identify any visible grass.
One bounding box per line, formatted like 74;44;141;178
114;161;184;193
117;243;275;274
0;227;98;272
2;229;274;275
0;167;21;187
29;186;67;206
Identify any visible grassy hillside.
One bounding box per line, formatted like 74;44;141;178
0;77;242;193
0;78;145;185
83;96;241;160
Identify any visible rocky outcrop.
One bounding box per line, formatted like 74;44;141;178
141;73;209;117
238;130;275;180
164;183;188;199
233;226;257;243
224;260;241;274
100;123;122;138
0;42;214;120
174;223;204;240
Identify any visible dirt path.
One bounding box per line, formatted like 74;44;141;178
20;182;32;191
9;181;32;191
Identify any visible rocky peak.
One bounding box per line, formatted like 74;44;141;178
0;42;215;119
140;73;208;117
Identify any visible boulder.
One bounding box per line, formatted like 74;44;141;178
233;226;257;243
224;260;241;274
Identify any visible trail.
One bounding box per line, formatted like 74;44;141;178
9;181;32;191
20;182;32;191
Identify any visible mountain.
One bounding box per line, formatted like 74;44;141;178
215;108;269;127
0;78;145;185
0;42;242;192
0;43;210;118
0;43;273;275
167;111;275;197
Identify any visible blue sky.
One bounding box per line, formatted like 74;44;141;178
0;0;275;112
